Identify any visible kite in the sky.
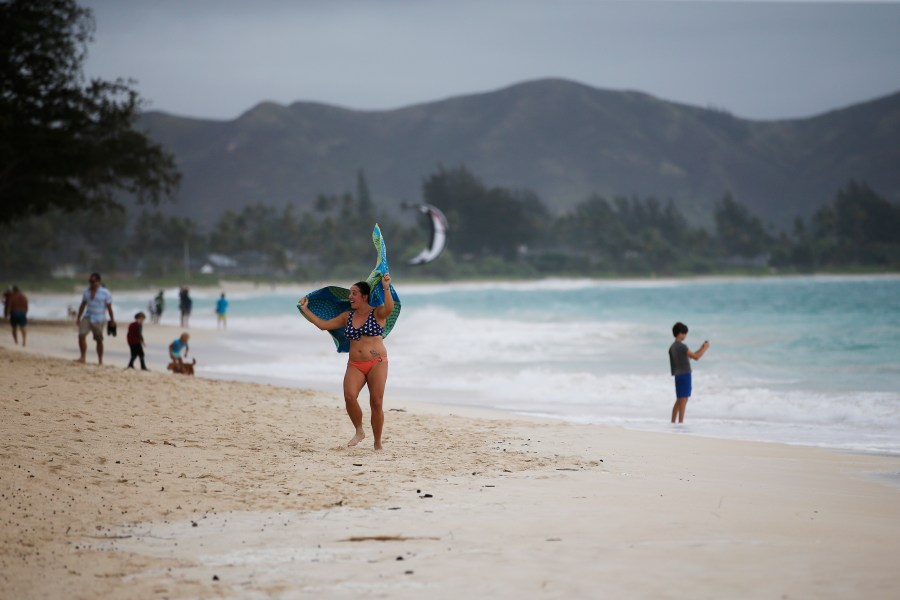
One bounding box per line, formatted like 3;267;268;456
403;203;448;265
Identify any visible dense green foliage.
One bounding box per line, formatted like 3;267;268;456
423;167;548;261
2;166;898;285
0;0;180;225
771;181;900;270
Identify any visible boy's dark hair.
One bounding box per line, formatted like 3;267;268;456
353;281;371;297
135;312;146;319
672;322;688;337
90;272;102;282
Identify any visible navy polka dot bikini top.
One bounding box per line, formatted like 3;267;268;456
345;310;385;341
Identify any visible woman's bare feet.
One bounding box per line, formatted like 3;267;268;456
346;429;365;447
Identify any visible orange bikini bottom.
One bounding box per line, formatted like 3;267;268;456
348;356;388;376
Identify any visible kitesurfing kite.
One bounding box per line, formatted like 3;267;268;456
403;203;449;265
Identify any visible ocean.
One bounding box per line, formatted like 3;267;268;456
31;275;900;455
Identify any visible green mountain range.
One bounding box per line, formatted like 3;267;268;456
137;78;900;228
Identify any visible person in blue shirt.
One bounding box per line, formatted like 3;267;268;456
215;293;228;330
169;332;190;371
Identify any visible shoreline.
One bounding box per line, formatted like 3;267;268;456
2;327;900;597
5;318;899;458
10;270;900;297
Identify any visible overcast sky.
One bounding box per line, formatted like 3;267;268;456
80;0;900;121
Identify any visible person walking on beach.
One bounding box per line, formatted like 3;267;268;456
669;322;710;424
215;292;228;329
126;312;149;370
8;285;28;346
76;273;115;365
298;274;394;450
153;290;165;324
179;287;192;327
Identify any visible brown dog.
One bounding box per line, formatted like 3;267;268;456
167;358;196;375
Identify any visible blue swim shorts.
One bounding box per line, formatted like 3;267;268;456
10;311;27;327
674;373;692;398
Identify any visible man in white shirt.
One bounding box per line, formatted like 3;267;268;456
76;272;116;364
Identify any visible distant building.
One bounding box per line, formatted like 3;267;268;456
202;253;239;274
51;264;78;279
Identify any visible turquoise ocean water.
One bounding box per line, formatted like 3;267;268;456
35;276;900;454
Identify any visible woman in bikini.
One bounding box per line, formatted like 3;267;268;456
298;273;393;450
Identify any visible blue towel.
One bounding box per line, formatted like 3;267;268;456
298;224;401;353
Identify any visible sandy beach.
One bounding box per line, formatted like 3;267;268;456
2;322;900;599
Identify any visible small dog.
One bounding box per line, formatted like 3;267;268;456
167;358;196;376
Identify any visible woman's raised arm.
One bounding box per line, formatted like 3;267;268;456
374;273;394;320
299;297;348;331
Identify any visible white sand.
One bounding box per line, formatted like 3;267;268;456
1;322;899;599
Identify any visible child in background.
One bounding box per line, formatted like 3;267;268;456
169;332;190;370
669;322;710;424
126;312;148;370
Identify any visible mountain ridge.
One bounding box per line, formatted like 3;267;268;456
136;78;900;228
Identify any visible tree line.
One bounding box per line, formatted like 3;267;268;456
424;171;900;277
2;167;898;283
